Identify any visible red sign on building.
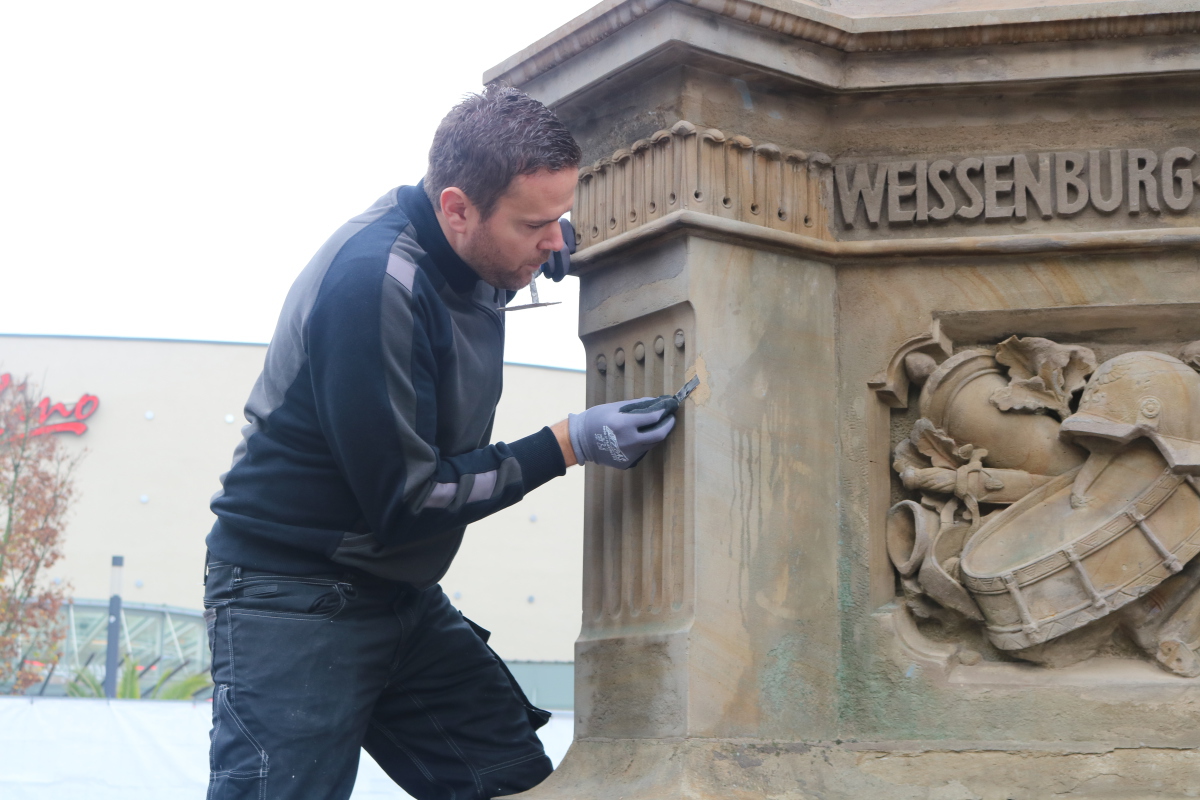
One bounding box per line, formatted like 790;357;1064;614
0;373;99;437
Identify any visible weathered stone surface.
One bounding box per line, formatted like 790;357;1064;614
518;737;1200;799
492;1;1200;796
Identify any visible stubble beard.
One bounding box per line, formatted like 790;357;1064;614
460;223;546;292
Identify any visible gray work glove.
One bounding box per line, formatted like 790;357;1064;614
568;396;677;469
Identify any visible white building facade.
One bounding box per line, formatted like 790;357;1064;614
0;335;584;698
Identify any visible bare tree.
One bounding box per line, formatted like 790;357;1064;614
0;375;79;693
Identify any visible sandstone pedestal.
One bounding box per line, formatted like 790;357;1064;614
489;3;1200;796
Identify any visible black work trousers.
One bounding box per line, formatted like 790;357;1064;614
202;561;552;800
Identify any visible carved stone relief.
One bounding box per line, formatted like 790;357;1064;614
582;303;696;632
880;332;1200;676
574;121;832;251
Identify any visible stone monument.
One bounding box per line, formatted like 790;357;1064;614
488;2;1200;796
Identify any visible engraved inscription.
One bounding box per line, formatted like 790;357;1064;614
838;147;1200;228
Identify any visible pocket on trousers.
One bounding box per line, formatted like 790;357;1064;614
208;684;268;797
230;576;347;620
204;607;217;664
463;615;552;731
496;657;552;731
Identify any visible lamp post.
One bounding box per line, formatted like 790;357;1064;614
103;555;123;699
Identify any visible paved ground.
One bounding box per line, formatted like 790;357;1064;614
0;696;573;799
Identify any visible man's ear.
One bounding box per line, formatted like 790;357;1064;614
438;187;474;234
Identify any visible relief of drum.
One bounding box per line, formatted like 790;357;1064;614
884;336;1200;677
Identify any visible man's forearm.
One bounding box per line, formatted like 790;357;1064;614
552;419;577;467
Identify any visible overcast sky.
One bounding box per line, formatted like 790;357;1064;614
1;0;599;370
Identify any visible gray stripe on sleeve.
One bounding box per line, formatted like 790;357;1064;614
419;467;501;512
386;252;417;291
380;269;440;497
466;470;497;503
424;482;457;509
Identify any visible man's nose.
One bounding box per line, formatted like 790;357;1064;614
539;220;566;253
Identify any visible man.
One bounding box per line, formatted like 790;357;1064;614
202;86;677;800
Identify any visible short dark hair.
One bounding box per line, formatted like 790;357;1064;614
425;85;581;218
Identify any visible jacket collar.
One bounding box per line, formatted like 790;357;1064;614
398;181;480;294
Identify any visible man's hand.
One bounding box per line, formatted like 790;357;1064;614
539;219;576;282
562;398;677;470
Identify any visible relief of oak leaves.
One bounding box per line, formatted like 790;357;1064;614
988;335;1098;418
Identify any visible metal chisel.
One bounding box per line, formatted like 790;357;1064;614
674;375;700;405
498;272;562;312
618;375;701;415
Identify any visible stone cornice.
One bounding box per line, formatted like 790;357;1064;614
575;120;834;252
574;120;1200;259
486;0;1200;88
570;208;1200;269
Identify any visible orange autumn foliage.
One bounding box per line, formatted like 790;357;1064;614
0;377;78;693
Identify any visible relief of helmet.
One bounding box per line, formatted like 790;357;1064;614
1060;350;1200;474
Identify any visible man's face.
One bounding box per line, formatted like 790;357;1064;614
456;168;577;292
